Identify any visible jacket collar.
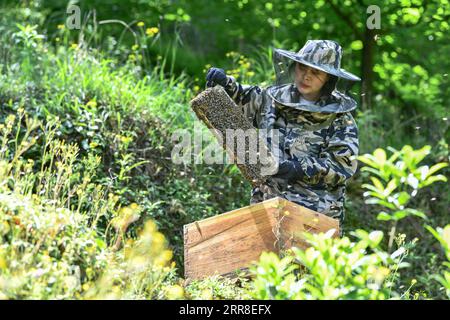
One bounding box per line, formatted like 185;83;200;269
266;83;357;113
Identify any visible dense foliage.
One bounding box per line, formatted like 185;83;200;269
0;1;448;300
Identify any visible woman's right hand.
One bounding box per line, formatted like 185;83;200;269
206;67;229;88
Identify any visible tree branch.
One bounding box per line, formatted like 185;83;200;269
326;0;364;39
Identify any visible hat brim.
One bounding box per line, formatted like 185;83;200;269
275;48;361;82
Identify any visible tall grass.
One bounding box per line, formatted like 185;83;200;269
0;110;178;299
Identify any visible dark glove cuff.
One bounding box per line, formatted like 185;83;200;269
271;159;304;183
289;161;304;182
222;76;234;96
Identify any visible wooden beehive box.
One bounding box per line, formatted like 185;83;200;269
184;197;339;280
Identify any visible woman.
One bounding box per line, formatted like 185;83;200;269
206;40;360;233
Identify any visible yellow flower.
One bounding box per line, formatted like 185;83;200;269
161;249;173;262
200;289;213;300
130;203;139;210
89;141;99;149
371;266;390;285
0;255;6;269
120;135;132;144
57;24;65;30
131;44;139;51
112;206;140;232
71;43;78;50
137;21;145;27
151;232;165;250
143;220;157;234
86;100;97;108
165;285;184;299
146;27;159;37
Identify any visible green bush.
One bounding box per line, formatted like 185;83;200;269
1;2;448;300
0;111;176;299
358;145;448;251
426;224;450;298
250;229;412;300
184;275;252;300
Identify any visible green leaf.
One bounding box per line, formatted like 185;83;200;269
374;148;387;165
351;40;363;50
370;177;385;191
367;199;397;210
362;183;380;192
402;8;421;24
377;212;393;221
422;174;447;187
427;162;449;177
392;210;408;220
365;190;387;200
443;226;450;248
357;154;379;169
425;225;443;244
416;165;429;181
387;150;401;163
384;179;398;196
426;225;450;250
411;145;431;167
360;167;386;180
391;247;405;259
396;192;410;206
95;238;106;249
404;209;427;220
406;174;419;189
164;13;178;21
368;231;383;248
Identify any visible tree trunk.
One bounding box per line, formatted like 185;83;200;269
362;27;375;110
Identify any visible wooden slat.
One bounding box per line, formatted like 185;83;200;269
184;197;339;280
276;198;339;251
184;198;281;280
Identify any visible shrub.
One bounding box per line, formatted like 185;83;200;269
0;110;175;299
184;275;252;300
250;229;410;300
426;224;450;298
358;145;448;251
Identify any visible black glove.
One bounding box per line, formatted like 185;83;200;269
206;67;229;88
272;159;304;182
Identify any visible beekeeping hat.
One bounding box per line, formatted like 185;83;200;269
272;40;361;85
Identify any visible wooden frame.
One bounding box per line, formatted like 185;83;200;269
184;197;339;280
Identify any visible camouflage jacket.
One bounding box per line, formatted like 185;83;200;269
224;77;359;228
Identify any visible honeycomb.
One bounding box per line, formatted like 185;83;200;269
190;85;280;188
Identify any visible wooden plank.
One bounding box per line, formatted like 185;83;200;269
276;198;340;251
184;197;339;280
184;197;281;280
